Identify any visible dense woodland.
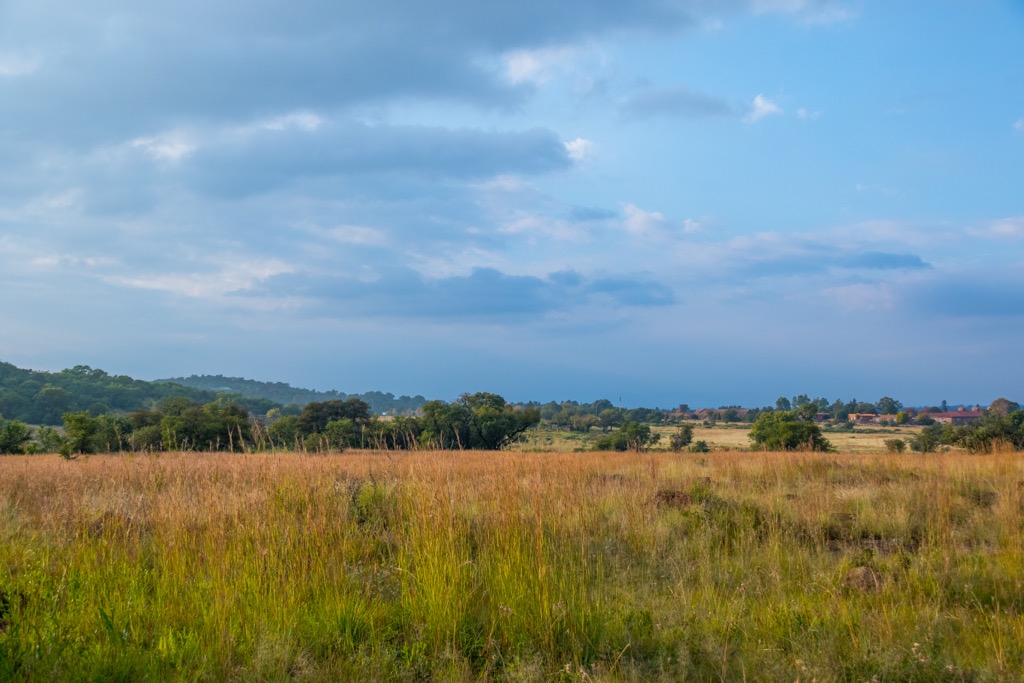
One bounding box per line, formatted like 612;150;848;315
0;363;273;425
162;374;427;415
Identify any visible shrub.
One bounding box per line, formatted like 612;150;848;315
884;439;906;453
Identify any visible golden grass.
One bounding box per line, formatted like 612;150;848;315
515;422;926;454
1;449;1023;680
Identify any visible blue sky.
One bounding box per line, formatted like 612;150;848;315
1;0;1022;408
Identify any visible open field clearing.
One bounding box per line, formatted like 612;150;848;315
516;423;924;454
2;450;1023;681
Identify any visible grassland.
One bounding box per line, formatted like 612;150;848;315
1;449;1022;681
516;423;924;454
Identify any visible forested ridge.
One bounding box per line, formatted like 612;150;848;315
0;362;275;425
162;374;427;415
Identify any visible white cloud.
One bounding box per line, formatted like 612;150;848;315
854;182;901;198
968;216;1024;240
499;215;586;242
104;259;293;299
623;203;668;236
317;224;390;247
797;107;822;120
745;94;782;123
130;135;195;161
681;218;704;234
503;46;578;85
822;282;896;312
0;53;40;76
1015;118;1024;132
260;112;324;132
751;0;856;24
564;137;595;162
702;18;725;32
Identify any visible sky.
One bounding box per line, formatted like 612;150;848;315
1;0;1022;408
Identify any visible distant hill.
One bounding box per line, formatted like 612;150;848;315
161;375;428;416
0;362;276;425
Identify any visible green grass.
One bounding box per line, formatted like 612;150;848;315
1;450;1022;680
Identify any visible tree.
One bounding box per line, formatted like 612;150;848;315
910;424;944;453
459;393;540;450
419;400;472;449
775;397;792;411
945;409;1024;453
35;385;73;424
830;399;849;422
36;426;65;453
297;398;371;436
876;396;903;415
569;414;600;432
0;418;32;454
267;415;301;450
749;411;832;452
988;398;1020;416
669;424;694;452
795;402;819;421
598;408;625;429
323;418;357;450
418;393;540;450
593;421;660;452
160;401;252;451
62;411;100;455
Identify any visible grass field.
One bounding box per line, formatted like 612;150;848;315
2;449;1022;681
516;422;924;454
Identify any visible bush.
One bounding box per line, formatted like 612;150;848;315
687;440;710;453
884;439;906;453
909;424;944;453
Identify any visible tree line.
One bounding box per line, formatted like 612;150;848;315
0;363;273;425
163;374;427;415
0;392;541;456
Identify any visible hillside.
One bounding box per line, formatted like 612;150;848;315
0;362;275;425
161;374;428;415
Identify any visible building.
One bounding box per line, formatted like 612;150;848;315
931;410;983;425
848;413;900;425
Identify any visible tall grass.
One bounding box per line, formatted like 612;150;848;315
1;450;1022;680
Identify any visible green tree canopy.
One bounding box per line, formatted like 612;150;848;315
0;418;32;454
876;396;904;415
419;393;540;450
593;421;661;452
297;399;371;436
749;411;831;452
